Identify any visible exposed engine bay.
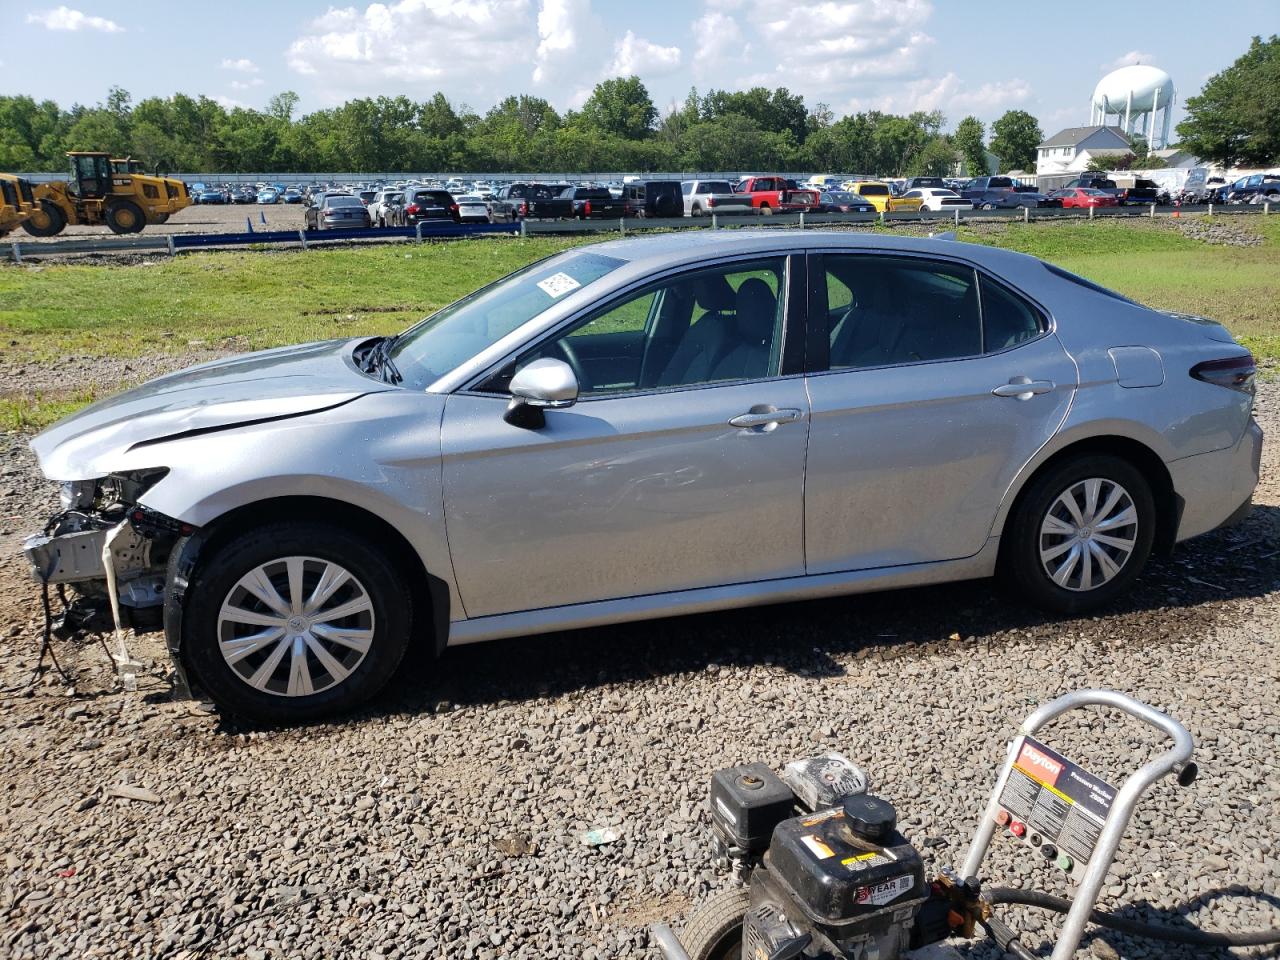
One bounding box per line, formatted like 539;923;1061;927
22;470;188;645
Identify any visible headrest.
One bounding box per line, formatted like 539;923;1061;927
694;274;736;312
735;277;776;343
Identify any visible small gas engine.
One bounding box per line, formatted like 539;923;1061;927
705;755;933;960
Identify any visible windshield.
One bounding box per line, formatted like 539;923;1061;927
700;181;733;193
326;196;363;208
859;184;888;195
390;250;628;390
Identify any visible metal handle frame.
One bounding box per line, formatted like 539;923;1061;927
959;689;1194;960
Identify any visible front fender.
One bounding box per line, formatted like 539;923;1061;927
137;391;461;620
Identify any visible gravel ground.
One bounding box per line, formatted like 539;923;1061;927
14;201;312;241
0;364;1277;960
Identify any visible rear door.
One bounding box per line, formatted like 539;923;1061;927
802;250;1076;574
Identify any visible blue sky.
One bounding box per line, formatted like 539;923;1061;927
2;0;1276;133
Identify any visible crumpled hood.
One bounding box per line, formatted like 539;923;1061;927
32;338;390;479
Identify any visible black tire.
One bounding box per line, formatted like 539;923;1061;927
681;888;749;960
982;202;996;211
1002;454;1155;615
759;203;773;216
105;200;146;234
181;521;413;724
154;213;170;224
21;199;67;237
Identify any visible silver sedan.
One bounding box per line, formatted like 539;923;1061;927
24;232;1261;722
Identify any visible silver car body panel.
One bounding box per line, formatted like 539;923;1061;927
25;231;1260;653
440;378;810;618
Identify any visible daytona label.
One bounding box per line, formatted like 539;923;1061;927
854;874;913;906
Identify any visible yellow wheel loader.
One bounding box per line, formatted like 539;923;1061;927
0;173;39;238
22;152;191;237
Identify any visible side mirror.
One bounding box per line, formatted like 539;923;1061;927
504;357;578;428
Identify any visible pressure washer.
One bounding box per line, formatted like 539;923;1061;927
652;689;1280;960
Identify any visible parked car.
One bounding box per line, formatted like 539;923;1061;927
961;175;1019;209
1050;187;1119;209
562;186;627;220
902;188;972;212
620;180;684;218
1226;173;1280;203
903;176;947;191
257;188;280;204
197;186;228;205
489;183;574;221
734;176;819;215
816;191;876;214
848;181;922;212
304;194;371;231
453;194;491;223
1062;175;1155;205
282;188;304;204
681;180;754;217
358;190;377;207
24;232;1260;722
367;189;400;226
402;189;457;225
233;187;256;205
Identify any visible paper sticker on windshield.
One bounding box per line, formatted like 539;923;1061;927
537;272;581;298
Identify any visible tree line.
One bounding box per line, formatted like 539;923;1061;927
0;78;1046;176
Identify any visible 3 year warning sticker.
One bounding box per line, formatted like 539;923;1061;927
854;874;914;906
997;736;1116;871
537;272;582;298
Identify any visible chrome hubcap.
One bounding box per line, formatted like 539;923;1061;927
1039;478;1138;592
217;556;375;697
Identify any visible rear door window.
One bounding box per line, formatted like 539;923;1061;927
823;255;981;369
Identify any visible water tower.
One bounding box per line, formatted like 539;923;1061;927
1090;64;1176;148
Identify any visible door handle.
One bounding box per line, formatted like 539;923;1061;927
992;378;1054;400
728;408;802;429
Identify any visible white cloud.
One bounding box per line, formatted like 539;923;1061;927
534;0;603;85
230;78;265;90
690;11;746;78
733;0;936;98
888;72;1031;115
287;0;533;102
221;57;260;73
213;95;250;110
1103;50;1156;72
26;6;123;32
606;30;680;78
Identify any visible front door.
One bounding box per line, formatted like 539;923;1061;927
440;255;810;619
803;251;1077;574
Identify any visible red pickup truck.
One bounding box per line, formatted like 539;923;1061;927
734;176;819;215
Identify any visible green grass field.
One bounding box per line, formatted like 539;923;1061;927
1;215;1277;430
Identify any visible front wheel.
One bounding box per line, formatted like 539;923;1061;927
680;888;748;960
181;521;413;723
22;199;67;237
105;200;145;234
1002;455;1155;615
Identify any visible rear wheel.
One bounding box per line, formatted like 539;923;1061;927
153;213;170;224
105;200;145;234
182;521;413;724
981;202;996;211
1002;455;1155;615
681;888;749;960
21;199;67;237
759;203;773;216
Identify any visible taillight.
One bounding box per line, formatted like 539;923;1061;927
707;197;716;208
519;202;528;216
450;203;459;214
405;204;420;215
1191;354;1256;394
583;200;591;216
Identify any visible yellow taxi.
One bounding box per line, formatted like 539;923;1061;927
847;180;923;213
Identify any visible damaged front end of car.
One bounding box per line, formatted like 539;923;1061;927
23;468;196;691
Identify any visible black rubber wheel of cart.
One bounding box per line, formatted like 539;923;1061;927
680;888;749;960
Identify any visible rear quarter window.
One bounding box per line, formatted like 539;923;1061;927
981;277;1045;351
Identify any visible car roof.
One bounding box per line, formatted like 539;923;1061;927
582;230;1037;276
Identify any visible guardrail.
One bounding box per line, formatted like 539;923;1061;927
5;202;1270;262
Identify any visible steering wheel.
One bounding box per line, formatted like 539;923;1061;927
550;338;591;393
